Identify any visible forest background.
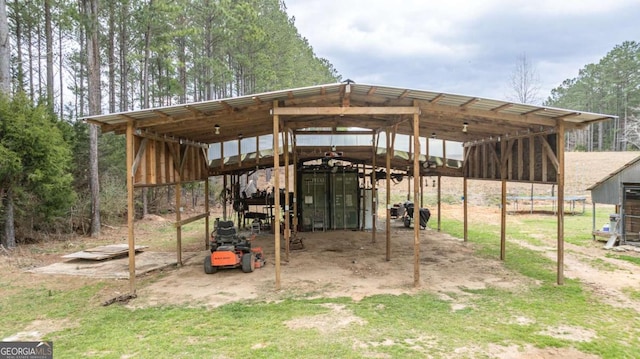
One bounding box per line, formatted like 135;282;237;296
0;0;639;249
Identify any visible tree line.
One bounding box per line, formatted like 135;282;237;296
0;0;339;248
544;41;640;151
0;1;637;249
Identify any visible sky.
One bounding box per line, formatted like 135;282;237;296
284;0;640;104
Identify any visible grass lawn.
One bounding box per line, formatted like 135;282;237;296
2;210;639;358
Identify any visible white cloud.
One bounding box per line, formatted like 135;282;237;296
284;0;640;102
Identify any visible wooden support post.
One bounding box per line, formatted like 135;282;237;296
500;179;507;261
205;177;210;250
273;101;281;290
592;202;596;241
175;179;182;266
386;129;391;261
437;175;441;232
223;175;227;220
126;121;136;294
557;122;565;285
420;175;424;208
256;135;260;164
284;128;290;261
238;136;242;168
412;104;421;287
293;134;298;233
372;133;377;243
500;139;507;261
463;177;468;242
407;166;411;201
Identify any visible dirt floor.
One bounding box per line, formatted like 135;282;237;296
3;151;640;358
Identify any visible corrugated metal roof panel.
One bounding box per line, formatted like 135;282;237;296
82;82;617;145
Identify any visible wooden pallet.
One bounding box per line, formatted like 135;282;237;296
62;244;148;261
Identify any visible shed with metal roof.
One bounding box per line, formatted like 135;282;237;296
588;156;640;243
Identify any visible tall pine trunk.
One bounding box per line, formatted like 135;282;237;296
107;0;115;113
83;0;101;236
45;0;54;111
0;0;15;248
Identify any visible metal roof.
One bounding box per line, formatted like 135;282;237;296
83;82;617;146
588;155;640;204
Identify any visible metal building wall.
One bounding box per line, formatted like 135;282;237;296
590;158;640;205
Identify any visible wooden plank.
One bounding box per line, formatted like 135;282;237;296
557;120;565;285
273;106;420;116
539;135;560;170
482;143;488;179
529;136;535;182
126;120;136;293
412;104;421;287
517;138;523;180
173;212;210;228
63;245;147;260
273;101;282;290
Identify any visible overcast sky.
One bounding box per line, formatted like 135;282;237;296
284;0;640;104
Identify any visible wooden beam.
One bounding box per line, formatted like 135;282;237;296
490;103;513;112
273;101;282;290
412;102;421;288
132;138;148;177
517;138;523;180
557;121;565;285
175;163;183;266
500;138;507;261
539;135;560;171
418;100;556;127
460;97;480;109
430;93;445;104
463;177;468;242
205;178;210;250
529;136;535;181
437;176;441;232
371;132;377;243
292;132;299;232
272;106;420;116
126;120;136;294
284;128;290;261
386;129;391;261
173;212;210;228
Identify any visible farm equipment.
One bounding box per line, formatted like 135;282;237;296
204;220;265;274
402;201;431;229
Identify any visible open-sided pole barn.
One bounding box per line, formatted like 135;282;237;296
84;82;616;294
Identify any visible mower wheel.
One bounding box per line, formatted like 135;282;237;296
241;253;255;273
403;217;411;228
204;255;216;274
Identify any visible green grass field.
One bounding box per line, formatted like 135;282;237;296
1;209;638;358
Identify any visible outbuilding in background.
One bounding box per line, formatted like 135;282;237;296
588;155;640;245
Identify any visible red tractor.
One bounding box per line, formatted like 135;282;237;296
204;220;265;274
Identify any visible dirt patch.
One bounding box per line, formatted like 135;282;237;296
284;303;366;334
515;238;640;311
538;325;597;342
128;224;534;309
486;344;600;359
2;319;79;341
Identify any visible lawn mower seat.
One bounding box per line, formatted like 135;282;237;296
216;220;238;245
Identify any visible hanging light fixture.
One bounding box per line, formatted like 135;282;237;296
214;124;220;135
462;122;469;133
431;132;436;139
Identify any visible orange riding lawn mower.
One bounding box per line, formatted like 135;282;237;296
204;220;266;274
